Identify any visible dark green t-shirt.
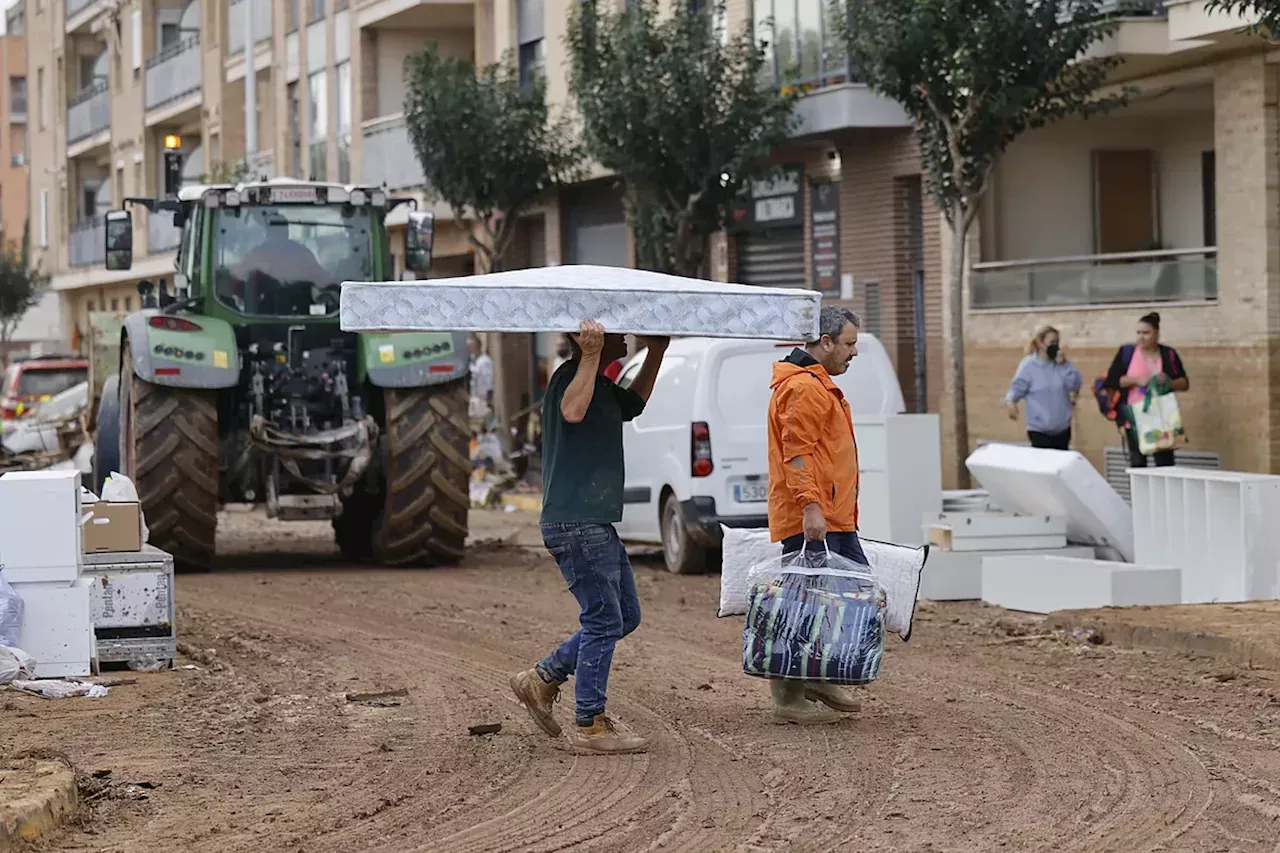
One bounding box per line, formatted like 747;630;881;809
540;360;647;524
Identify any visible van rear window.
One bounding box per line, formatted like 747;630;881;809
17;367;87;398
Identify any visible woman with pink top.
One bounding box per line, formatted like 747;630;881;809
1102;312;1189;468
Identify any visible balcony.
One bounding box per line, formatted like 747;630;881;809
67;82;109;147
146;35;202;113
361;114;424;190
229;0;274;56
65;0;100;21
970;248;1217;311
69;217;106;268
148;211;181;255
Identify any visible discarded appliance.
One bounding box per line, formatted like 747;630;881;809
1130;468;1280;604
981;555;1181;614
83;547;176;670
920;545;1095;602
923;512;1067;552
853;414;943;546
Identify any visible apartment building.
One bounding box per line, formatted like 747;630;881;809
2;1;27;243
959;1;1280;481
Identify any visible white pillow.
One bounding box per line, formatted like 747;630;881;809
716;525;930;640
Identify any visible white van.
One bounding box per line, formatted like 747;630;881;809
614;334;905;573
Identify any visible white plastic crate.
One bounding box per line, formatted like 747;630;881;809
982;555;1181;614
854;413;943;545
12;577;97;678
0;469;83;583
920;545;1094;601
1130;468;1280;604
923;512;1067;552
966;444;1134;561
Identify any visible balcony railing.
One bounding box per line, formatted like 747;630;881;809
148;210;181;254
67;82;109;146
1099;0;1166;14
69;216;106;268
229;0;274;56
65;0;100;20
970;247;1218;310
146;35;202;112
362;114;424;190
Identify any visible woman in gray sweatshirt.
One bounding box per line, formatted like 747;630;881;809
1005;326;1082;450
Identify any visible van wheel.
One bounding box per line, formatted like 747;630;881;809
661;494;708;575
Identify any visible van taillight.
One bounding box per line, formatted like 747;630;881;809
691;421;713;477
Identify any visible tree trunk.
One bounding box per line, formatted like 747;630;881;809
944;218;971;490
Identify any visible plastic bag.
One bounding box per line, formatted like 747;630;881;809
742;544;886;685
0;645;35;685
0;573;23;648
101;472;149;544
11;679;108;699
717;525;782;617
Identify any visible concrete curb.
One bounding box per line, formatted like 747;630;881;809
0;759;79;851
1045;610;1280;671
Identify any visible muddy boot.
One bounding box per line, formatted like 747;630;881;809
571;715;649;755
770;680;843;725
804;682;862;713
510;668;564;738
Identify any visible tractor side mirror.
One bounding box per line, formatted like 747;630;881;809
137;279;157;309
404;211;435;275
105;209;133;271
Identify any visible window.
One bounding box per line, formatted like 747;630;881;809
36;68;44;129
308;71;327;179
39;188;48;247
309;0;324;23
336;61;351;182
288;82;302;178
9;77;26;116
87;300;95;312
110;298;119;311
516;0;545;92
287;0;299;31
125;296;133;311
753;0;850;88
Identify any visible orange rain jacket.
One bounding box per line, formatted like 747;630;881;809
766;352;860;542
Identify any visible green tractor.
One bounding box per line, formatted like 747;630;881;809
92;178;471;571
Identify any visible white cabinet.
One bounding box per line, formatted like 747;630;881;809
1130;468;1280;604
854;414;942;545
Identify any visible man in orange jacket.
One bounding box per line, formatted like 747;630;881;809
765;305;866;724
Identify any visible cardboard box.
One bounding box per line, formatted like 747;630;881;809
13;577;97;678
82;502;143;553
0;469;83;581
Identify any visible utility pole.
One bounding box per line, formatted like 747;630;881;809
244;0;257;164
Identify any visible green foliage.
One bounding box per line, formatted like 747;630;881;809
0;222;50;353
566;0;801;276
842;0;1128;231
403;45;585;271
1205;0;1280;38
201;160;253;184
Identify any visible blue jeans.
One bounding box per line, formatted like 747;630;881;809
536;523;641;724
780;530;870;565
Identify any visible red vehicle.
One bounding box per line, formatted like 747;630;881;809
1;355;90;421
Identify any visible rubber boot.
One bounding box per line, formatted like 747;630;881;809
770;680;843;725
571;715;649;755
510;668;564;738
804;682;862;713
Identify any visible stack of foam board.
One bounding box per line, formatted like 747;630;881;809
853;414;943;545
965;444;1134;561
918;510;1092;600
0;469;96;677
1131;468;1280;604
982;555;1181;614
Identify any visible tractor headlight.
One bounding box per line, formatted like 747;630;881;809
370;190;387;208
349;189;367;206
224;190;241;207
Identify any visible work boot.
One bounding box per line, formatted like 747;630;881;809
571;715;649;755
770;680;843;725
804;682;862;713
510;668;564;738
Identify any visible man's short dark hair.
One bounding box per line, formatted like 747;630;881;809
807;306;862;346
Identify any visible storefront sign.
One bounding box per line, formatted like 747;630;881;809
732;166;804;231
811;181;841;295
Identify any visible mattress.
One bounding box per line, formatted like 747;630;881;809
965;444;1134;562
339;265;822;341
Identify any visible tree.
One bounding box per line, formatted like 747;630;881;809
1204;0;1280;38
565;0;801;276
403;45;585;273
841;0;1128;487
0;222;50;367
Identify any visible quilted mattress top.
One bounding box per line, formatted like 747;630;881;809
339;265;822;340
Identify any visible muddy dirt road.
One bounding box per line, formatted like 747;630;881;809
8;510;1280;852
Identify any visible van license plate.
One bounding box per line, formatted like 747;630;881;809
734;483;768;503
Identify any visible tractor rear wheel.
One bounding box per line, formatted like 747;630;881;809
335;380;471;567
119;341;220;572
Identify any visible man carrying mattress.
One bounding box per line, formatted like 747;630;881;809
764;305;867;724
510;319;669;754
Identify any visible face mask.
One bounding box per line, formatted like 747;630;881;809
1045;343;1060;360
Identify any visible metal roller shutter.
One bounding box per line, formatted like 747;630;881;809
737;228;806;288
